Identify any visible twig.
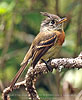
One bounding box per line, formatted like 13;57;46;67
2;52;82;100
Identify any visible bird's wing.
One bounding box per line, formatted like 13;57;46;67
32;33;57;68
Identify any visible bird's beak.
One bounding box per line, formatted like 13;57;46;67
57;17;67;24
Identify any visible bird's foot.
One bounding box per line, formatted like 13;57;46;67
41;59;53;72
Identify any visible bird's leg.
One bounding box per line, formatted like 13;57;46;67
46;58;52;63
41;59;53;72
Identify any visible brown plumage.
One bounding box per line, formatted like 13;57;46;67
10;12;67;88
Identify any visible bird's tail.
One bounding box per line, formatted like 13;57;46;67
10;61;28;89
9;46;32;89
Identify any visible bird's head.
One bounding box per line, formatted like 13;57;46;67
40;12;67;32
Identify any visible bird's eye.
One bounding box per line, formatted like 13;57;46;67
50;20;55;24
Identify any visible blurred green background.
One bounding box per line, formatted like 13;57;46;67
0;0;82;100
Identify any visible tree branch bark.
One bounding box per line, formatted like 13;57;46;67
2;52;82;100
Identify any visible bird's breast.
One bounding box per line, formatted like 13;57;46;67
57;30;65;45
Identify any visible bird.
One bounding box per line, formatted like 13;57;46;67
10;12;67;89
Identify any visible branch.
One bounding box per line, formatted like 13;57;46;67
2;81;26;100
2;52;82;100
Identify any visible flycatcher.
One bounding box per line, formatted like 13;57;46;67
10;12;67;88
